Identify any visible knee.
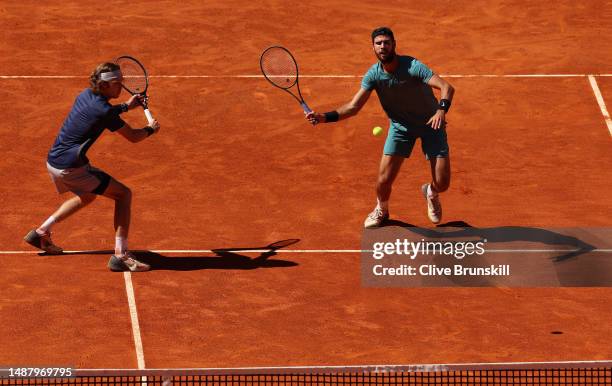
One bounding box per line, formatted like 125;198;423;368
121;186;132;202
377;171;396;188
434;179;450;193
113;185;132;203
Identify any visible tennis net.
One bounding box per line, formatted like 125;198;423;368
1;361;611;385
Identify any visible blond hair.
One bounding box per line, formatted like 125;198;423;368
89;62;121;94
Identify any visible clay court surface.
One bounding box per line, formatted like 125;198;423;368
1;0;611;370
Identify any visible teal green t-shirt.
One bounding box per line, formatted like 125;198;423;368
361;56;438;128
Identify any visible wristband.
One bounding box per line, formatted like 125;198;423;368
120;103;129;113
438;99;451;113
324;111;339;122
144;126;155;136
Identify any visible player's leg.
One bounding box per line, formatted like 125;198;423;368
48;193;97;225
101;178;149;272
24;164;99;254
364;127;416;228
100;178;132;247
421;126;450;224
27;193;97;251
377;155;405;206
429;155;451;193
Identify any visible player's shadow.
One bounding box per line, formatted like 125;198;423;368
50;239;301;271
375;220;604;286
143;239;301;271
384;219;418;228
38;249;114;256
382;220;595;262
384;219;472;229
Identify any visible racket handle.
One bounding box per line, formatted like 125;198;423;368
144;108;155;125
300;102;312;114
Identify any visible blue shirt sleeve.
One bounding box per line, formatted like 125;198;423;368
409;59;434;84
100;104;125;132
361;64;378;91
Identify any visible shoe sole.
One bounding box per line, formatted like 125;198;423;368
364;215;390;229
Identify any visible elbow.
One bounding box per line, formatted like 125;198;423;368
345;105;360;118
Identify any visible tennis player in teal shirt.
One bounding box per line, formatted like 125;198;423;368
306;27;455;227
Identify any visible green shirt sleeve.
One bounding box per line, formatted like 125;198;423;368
409;59;434;84
361;64;378;91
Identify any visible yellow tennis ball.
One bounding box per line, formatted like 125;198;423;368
372;126;383;136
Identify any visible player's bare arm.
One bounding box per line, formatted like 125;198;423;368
117;120;160;143
426;74;455;130
306;87;372;125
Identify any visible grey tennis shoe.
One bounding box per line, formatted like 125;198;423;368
108;251;151;272
23;230;63;255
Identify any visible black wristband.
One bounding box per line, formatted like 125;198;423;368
120;103;129;113
439;99;451;113
144;126;155;136
324;111;339;122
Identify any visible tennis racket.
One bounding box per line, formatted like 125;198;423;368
260;46;312;114
114;55;155;125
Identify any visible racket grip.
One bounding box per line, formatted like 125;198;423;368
300;102;312;114
144;108;155;125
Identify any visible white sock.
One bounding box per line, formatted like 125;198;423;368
37;216;57;235
427;184;438;198
377;199;389;211
115;237;128;257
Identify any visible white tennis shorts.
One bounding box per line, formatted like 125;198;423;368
46;162;112;195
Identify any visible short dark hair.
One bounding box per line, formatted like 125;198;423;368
371;27;395;42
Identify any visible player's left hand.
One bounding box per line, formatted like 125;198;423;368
427;110;446;130
149;120;161;134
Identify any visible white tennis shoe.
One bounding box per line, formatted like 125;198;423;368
364;207;389;228
422;183;442;224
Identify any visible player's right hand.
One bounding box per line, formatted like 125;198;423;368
305;111;321;125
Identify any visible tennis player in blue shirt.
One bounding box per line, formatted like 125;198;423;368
24;62;160;271
306;27;455;228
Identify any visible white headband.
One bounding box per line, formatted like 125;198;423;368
99;70;122;81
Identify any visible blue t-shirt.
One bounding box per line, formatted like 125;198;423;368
361;56;438;129
47;89;125;169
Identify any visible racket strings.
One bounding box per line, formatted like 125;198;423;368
116;59;147;94
260;48;298;89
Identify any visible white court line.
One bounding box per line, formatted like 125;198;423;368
1;249;611;254
72;358;612;375
588;75;612;137
123;272;146;371
2;74;612;79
